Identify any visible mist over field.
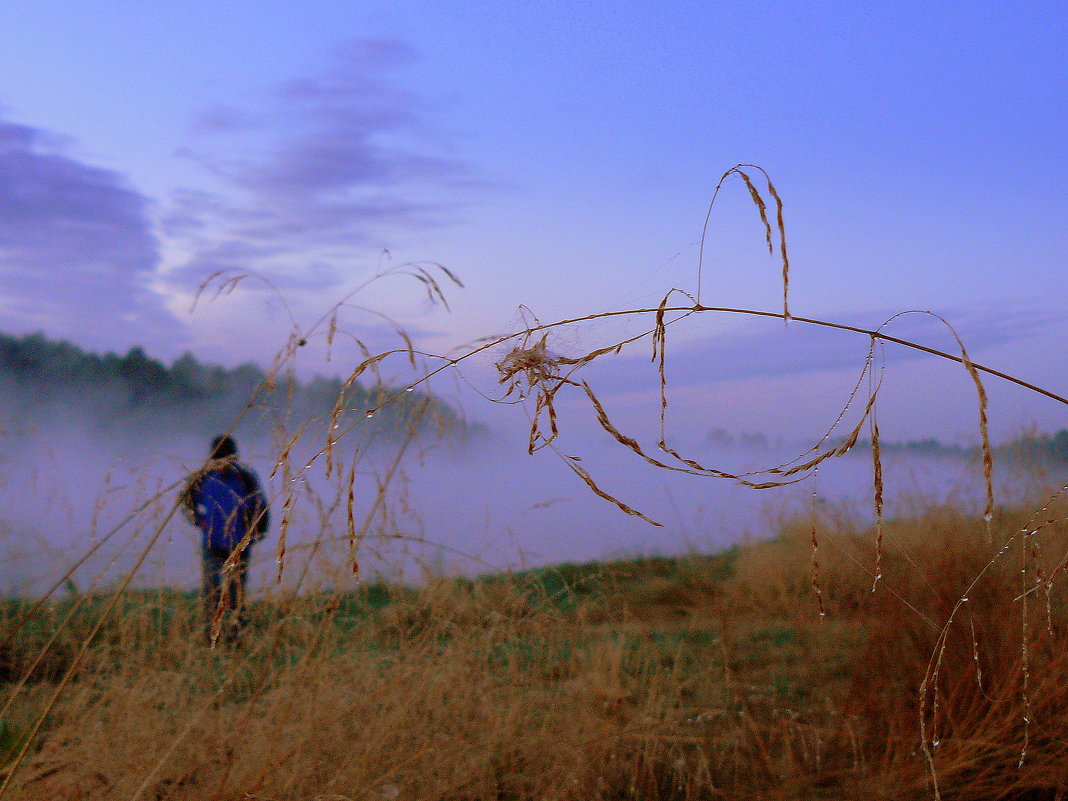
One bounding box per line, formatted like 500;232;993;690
0;386;997;598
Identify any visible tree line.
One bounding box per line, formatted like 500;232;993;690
834;431;1068;464
0;331;470;440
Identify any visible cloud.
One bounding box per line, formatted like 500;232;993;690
0;118;183;350
167;39;476;289
566;307;1061;395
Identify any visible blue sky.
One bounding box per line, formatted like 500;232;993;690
1;1;1066;439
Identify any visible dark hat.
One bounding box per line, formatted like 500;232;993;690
210;435;238;459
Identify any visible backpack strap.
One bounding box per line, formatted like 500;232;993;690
235;462;270;535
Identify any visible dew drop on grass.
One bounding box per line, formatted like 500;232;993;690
405;387;414;393
983;512;993;522
365;410;375;419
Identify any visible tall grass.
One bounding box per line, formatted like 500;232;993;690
0;503;1063;799
1;165;1066;798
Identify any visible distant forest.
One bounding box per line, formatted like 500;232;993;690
0;331;471;440
703;424;1068;465
840;432;1068;464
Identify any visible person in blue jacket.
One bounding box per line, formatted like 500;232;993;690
181;435;269;644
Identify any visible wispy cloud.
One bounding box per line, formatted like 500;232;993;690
0;117;183;350
574;307;1061;395
167;39;476;289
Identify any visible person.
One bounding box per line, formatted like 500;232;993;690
180;435;269;645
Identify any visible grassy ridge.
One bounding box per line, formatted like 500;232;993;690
0;504;1066;799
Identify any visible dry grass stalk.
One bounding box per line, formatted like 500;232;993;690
696;164;790;318
346;456;359;577
809;471;826;618
870;410;884;593
870;339;885;593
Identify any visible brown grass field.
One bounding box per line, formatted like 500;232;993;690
0;494;1065;800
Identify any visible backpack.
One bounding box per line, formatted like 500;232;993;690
194;465;260;552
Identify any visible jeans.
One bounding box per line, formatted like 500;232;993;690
201;546;251;645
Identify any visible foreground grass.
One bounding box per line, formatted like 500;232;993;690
0;503;1066;800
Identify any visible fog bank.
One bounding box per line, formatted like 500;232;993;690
0;399;1004;598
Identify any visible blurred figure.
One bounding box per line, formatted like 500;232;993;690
180;435;269;645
